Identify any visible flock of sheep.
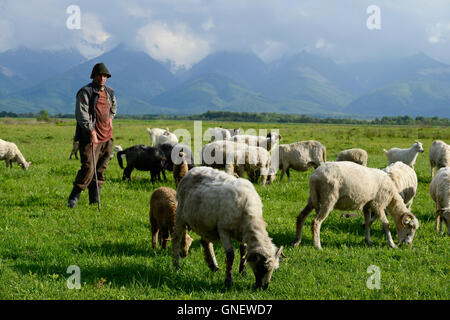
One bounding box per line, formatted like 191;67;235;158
0;126;449;290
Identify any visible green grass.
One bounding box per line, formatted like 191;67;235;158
0;118;448;300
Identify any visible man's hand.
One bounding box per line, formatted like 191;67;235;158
91;130;99;145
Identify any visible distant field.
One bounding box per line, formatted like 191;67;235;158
0;118;448;300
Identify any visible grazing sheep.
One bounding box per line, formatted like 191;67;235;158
336;148;368;166
173;152;189;187
69;138;79;160
231;132;281;150
429;140;450;177
209;127;241;141
293;161;419;250
149;186;193;252
201;140;248;169
383;161;418;209
225;146;272;185
278;140;326;182
429;167;450;235
0;139;31;170
158;143;195;177
383;141;424;168
146;127;169;146
117;145;167;183
155;129;178;147
172;166;283;290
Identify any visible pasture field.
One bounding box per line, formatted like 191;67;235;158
0;118;448;300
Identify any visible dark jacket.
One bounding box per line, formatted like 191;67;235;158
74;82;117;143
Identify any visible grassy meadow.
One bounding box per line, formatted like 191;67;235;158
0;118;448;300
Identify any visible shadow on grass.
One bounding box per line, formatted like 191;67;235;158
11;260;235;293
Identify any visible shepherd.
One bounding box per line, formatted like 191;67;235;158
67;62;117;209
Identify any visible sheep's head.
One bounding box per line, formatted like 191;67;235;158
247;246;283;290
437;208;450;236
179;234;193;258
397;212;420;246
414;141;424;153
20;161;31;170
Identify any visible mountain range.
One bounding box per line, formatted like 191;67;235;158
0;45;449;118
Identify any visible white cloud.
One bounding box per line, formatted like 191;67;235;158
136;21;212;71
75;13;111;59
254;40;287;62
428;22;450;44
0;19;15;52
202;17;215;31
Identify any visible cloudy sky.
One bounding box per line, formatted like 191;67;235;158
1;0;450;68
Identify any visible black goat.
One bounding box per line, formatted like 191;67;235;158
158;143;195;176
117;145;167;183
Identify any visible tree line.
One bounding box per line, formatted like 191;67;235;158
1;110;449;126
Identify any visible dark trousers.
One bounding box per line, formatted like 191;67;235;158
73;139;113;190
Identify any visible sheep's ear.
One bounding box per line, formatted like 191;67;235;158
275;246;285;262
402;213;415;227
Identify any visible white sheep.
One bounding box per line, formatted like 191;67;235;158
225;146;272;185
200;140;248;169
172;166;283;290
209;127;241;141
231;132;281;150
278;140;326;182
146;127;169;146
383;141;424;168
293;161;419;250
336;148;368;166
383;161;418;210
429;167;450;235
0;139;31;170
429;140;450;177
155;129;178;147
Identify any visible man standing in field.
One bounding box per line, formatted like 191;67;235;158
67;62;117;208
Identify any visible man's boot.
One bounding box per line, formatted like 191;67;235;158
67;185;83;208
88;181;101;205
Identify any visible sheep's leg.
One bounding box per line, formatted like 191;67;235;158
172;222;186;269
123;166;133;180
363;206;374;245
293;200;314;247
219;233;235;288
286;168;290;182
377;209;396;248
200;239;219;272
161;228;169;250
311;200;335;250
279;165;287;182
150;216;159;250
436;204;442;233
239;243;247;275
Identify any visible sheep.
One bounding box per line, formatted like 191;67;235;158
383;141;424;168
155;129;178;147
0;139;31;170
336;148;368;166
429;167;450;235
172;166;283;290
209;127;241;141
200;140;248;169
225;146;272;185
292;161;419;250
429;140;450;177
117;145;167;183
231;132;281;150
158;143;195;179
146;127;169;146
173;152;189;187
383;161;418;210
278;140;326;182
69;138;79;160
149;186;193;252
